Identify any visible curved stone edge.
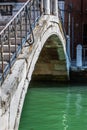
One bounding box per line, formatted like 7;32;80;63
0;15;70;130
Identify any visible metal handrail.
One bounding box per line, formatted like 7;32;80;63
0;0;66;84
0;0;41;84
0;0;31;35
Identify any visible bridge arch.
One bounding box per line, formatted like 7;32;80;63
14;15;69;130
0;15;70;130
32;34;68;81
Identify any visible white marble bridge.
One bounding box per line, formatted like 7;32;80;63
0;0;70;130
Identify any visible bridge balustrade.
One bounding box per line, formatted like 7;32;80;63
42;0;58;15
0;0;63;85
0;0;42;84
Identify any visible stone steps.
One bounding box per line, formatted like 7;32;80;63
0;52;13;61
17;25;30;31
10;31;27;38
0;3;26;81
9;38;22;45
0;45;16;52
4;30;29;38
0;61;8;71
1;38;22;45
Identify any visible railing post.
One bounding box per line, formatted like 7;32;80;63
0;35;4;81
14;19;17;57
8;26;11;73
20;12;23;50
33;0;36;26
50;0;53;14
44;0;50;15
25;6;28;40
66;35;71;60
41;0;44;14
0;0;44;83
53;0;58;16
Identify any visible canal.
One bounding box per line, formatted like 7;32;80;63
19;81;87;130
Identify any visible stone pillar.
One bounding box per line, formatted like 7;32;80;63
76;44;82;67
41;0;44;14
66;35;71;60
44;0;50;15
50;0;53;14
53;0;58;16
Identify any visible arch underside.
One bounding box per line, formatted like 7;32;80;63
32;34;68;82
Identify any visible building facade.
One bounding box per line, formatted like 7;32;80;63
63;0;87;58
1;0;87;58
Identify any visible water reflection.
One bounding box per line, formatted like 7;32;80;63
75;93;82;116
62;88;71;130
19;83;87;130
62;113;68;130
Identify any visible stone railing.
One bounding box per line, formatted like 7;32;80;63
0;0;41;84
0;0;61;85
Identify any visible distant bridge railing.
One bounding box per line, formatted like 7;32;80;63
0;0;41;84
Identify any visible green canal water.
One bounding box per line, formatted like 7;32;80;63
19;82;87;130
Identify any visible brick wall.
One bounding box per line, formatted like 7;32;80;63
64;0;87;58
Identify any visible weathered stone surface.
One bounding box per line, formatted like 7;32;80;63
0;14;69;130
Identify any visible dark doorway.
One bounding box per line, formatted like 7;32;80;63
83;24;87;45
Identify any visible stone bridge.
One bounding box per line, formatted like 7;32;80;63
0;0;70;130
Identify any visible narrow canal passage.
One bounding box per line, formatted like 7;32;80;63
19;82;87;130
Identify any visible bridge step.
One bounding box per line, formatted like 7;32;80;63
1;38;22;45
0;24;30;32
16;31;27;38
17;26;30;31
8;31;26;38
0;2;37;83
0;61;8;70
10;38;22;45
0;26;5;31
0;45;16;52
17;22;30;30
0;53;13;61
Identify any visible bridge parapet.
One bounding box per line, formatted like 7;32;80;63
43;0;58;16
0;0;60;85
0;1;70;130
0;0;41;85
0;13;69;130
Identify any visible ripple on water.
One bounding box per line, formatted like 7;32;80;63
19;82;87;130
